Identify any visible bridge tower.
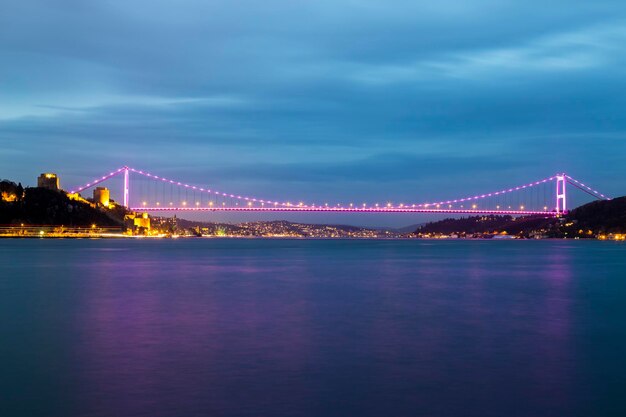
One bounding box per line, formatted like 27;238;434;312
123;166;129;208
556;173;566;215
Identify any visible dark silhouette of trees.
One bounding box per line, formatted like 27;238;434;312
0;184;124;226
415;197;626;237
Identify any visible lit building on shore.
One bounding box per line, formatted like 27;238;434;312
37;173;60;190
93;187;110;207
124;212;151;235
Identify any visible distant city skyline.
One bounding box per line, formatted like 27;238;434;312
1;1;625;226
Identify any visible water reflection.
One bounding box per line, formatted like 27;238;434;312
75;245;317;416
3;239;605;417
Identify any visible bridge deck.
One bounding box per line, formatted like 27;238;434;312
131;207;559;216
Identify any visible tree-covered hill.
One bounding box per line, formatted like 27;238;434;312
415;196;626;237
414;215;557;237
566;196;626;234
0;181;124;226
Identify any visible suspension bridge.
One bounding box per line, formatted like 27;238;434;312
68;166;611;216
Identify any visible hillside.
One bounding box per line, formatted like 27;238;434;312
415;215;558;237
566;196;626;234
0;181;125;226
415;196;626;238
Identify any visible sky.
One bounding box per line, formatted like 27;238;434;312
1;0;625;226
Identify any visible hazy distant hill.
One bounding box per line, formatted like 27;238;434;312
394;223;426;233
172;218;405;237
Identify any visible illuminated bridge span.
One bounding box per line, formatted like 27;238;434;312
69;166;611;216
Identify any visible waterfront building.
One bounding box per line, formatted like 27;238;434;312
124;212;151;234
37;173;60;190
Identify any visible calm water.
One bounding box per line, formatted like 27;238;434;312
1;239;626;417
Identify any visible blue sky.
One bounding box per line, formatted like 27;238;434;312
1;1;625;225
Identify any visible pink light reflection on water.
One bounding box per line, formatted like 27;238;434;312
65;240;584;417
363;242;577;415
73;249;318;416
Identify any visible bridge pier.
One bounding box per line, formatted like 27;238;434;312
556;174;566;215
123;166;129;208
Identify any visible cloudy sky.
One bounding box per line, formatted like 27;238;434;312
1;0;624;225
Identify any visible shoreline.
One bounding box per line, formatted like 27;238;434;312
0;235;618;241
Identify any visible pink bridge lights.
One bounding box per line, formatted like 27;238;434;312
69;166;612;217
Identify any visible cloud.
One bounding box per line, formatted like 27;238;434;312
351;22;626;84
1;0;625;225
